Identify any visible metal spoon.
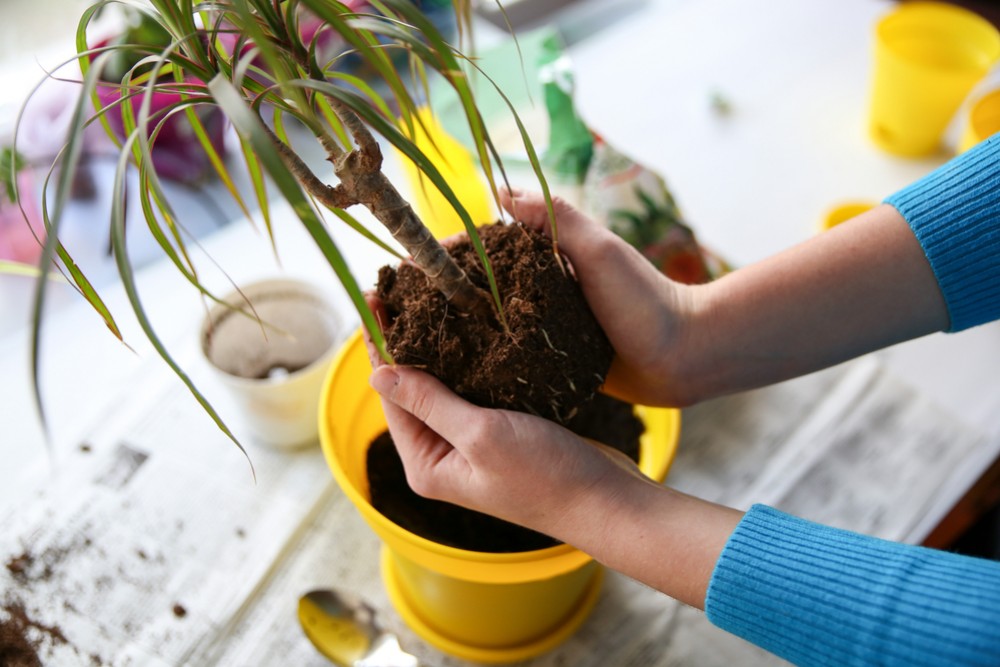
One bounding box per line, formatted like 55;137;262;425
298;589;425;667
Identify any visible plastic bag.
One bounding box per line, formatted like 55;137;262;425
539;36;728;284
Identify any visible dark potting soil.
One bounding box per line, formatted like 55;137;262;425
0;600;67;667
371;221;643;552
368;392;644;552
376;221;614;424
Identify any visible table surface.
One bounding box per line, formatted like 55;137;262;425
2;0;1000;665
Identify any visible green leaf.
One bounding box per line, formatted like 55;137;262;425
1;147;27;203
457;54;560;244
0;260;67;281
208;73;392;364
327;207;405;261
110;130;256;477
24;49;127;441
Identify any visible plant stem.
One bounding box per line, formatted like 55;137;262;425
264;107;494;319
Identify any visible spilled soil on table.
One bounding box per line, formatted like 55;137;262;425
0;598;68;667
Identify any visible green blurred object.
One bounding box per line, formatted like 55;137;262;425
1;147;27;203
429;27;561;161
538;33;593;186
101;7;174;83
430;28;728;285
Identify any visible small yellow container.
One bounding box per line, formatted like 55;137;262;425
869;2;1000;157
395;107;495;239
319;331;680;663
959;89;1000;152
819;201;878;232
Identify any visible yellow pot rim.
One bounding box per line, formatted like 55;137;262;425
319;329;681;584
877;2;1000;74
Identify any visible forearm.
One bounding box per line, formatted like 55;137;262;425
680;204;948;401
552;466;743;609
707;505;1000;665
677;135;1000;402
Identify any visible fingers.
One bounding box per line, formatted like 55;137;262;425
499;187;597;240
362;293;390;369
370;365;482;448
370;365;486;501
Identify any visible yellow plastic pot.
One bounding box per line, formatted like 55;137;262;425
959;89;1000;152
395;107;494;240
319;330;680;663
819;201;877;232
869;2;1000;156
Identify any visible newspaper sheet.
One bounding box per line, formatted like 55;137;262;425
0;349;988;666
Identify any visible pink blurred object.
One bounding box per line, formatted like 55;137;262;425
0;172;45;264
93;39;228;185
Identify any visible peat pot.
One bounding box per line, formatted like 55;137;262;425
319;330;680;663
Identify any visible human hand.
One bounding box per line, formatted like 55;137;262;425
364;295;743;609
499;188;702;406
363;306;653;541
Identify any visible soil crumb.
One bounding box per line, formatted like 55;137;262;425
0;600;68;667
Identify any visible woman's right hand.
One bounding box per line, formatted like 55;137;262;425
499;188;704;407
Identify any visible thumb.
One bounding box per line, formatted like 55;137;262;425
370;365;475;445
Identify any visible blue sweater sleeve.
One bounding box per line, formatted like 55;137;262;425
705;505;1000;666
884;135;1000;332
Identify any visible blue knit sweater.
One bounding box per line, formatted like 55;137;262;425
705;136;1000;666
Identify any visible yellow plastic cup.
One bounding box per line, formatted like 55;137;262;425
395;107;494;239
819;200;878;232
319;330;681;663
869;2;1000;157
959;88;1000;152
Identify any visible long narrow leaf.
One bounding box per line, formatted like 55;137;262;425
0;261;67;281
458;55;560;244
237;134;272;231
109;132;255;476
327;207;405;261
28;49;119;436
298;0;419;123
10;53;123;344
208;74;391;363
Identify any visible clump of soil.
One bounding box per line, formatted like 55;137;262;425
376;222;614;424
370;221;645;552
0;600;67;667
368;393;644;552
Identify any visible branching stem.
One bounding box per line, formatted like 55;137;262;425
260;104;494;319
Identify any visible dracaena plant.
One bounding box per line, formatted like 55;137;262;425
13;0;557;460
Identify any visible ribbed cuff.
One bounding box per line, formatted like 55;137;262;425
884;135;1000;332
705;505;1000;666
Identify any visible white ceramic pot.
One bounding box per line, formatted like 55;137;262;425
200;278;344;449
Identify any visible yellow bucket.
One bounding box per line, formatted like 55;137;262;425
395;108;495;239
869;2;1000;156
819;200;877;232
319;330;680;663
959;88;1000;152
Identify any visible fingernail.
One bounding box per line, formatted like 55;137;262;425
370;367;399;395
506;186;524;198
366;344;381;370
